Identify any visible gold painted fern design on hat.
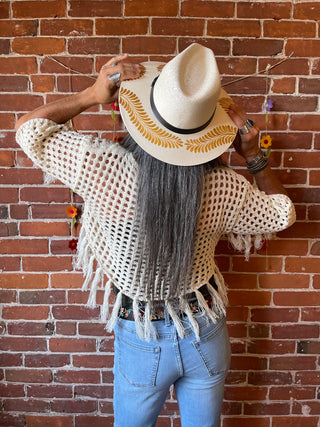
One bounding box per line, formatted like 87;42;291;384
218;97;233;112
119;88;183;149
185;125;236;153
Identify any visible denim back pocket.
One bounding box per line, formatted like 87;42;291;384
192;318;231;377
115;335;161;387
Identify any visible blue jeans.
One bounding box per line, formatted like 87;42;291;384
113;312;231;427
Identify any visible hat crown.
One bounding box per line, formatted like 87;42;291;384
153;43;221;131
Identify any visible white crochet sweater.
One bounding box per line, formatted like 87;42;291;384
16;119;296;340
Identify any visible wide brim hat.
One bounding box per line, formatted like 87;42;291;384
119;43;238;166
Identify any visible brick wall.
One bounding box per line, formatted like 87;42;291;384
0;1;319;426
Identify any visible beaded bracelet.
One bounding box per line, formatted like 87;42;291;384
246;150;268;174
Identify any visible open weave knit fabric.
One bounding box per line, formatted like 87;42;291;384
16;119;296;340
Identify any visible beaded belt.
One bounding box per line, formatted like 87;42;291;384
116;286;213;322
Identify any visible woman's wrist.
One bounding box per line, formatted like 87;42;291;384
246;150;269;174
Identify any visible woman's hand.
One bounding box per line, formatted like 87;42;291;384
88;54;141;105
227;103;260;162
15;54;141;129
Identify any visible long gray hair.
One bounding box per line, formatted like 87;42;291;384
122;133;222;299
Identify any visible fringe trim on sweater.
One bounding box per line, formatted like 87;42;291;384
76;228;229;341
227;232;274;260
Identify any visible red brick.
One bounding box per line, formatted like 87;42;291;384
125;0;178;16
40;55;94;74
270;356;316;371
217;58;257;76
0;274;48;289
238;2;291;19
56;75;98;93
3;398;49;413
269;386;316;401
251;308;299;323
51;273;84;289
54;369;100;383
248;340;295;355
2;306;49;320
22;256;73;272
285;258;320;274
294;2;320;20
25;416;73;427
73;354;113;368
0;115;15;131
0;150;14;167
222;418;270;427
21;187;70;203
272;324;319;340
308;205;320;221
179;38;230;56
0;414;25;427
299;78;320;94
0;353;23;367
273;95;317;112
8;322;54;336
259;274;309;289
0;383;24;397
301;308;320;322
0;187;18;203
232;256;283;273
233;39;284;56
6;368;51;383
13;37;65;55
0;75;29;92
286;40;320;57
228;290;271;306
295;372;320;385
72;113;116;131
284;152;320;168
25;354;70;368
0;222;18;237
0;2;9;18
49;338;96;353
310;171;320;186
230;355;267;371
20;221;70;237
293;401;320;414
56;321;77;335
78;322;107;336
287;188;320;204
274;169;307;186
182;1;234;17
0;20;37;37
0;57;38;75
248;371;292;385
12;0;66;18
265;20;315;38
272;77;296;94
69;1;121;17
52;305;99;320
123;36;176;54
0;239;48;254
68;38;119;55
31;75;55;93
0;168;43;184
152;18;204;36
224;385;268;401
40;19;93;36
51;399;97;413
208;20;260;37
279;222;320;239
248;324;270;338
19;290;65;305
223;273;257;289
244;402;290;415
75;385;112;399
274;291;320;306
0;290;17;303
27;384;73;398
0;39;11;55
0;94;42;112
96;18;148;35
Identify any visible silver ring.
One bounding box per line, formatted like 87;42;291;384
112;62;117;67
108;72;121;84
239;119;254;135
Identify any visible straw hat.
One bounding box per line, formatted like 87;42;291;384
119;43;237;166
